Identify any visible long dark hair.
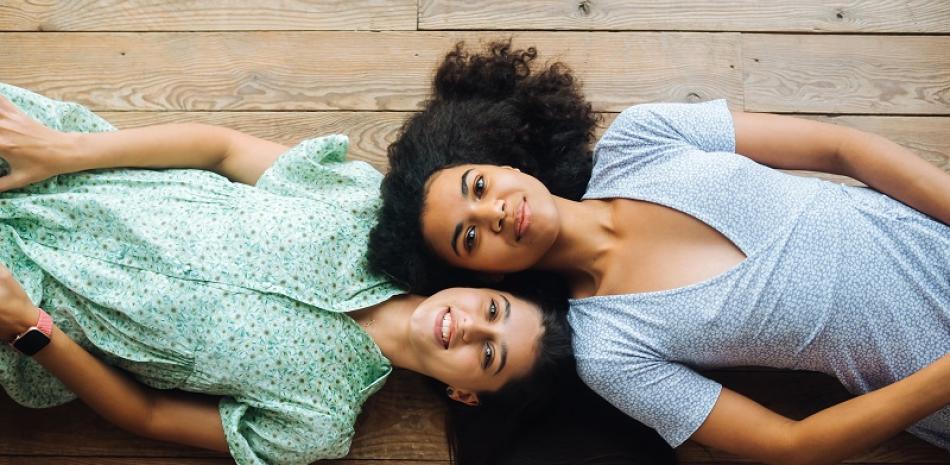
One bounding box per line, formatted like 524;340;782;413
368;40;598;294
441;272;673;465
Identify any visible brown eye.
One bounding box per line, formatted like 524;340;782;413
474;176;485;198
464;226;476;252
488;300;498;320
483;343;494;369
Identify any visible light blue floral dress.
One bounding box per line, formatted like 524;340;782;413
0;83;404;465
569;100;950;450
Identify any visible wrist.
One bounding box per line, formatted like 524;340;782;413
54;132;87;173
13;305;41;337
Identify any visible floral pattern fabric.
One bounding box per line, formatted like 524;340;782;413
0;83;404;465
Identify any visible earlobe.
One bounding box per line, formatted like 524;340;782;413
447;386;480;406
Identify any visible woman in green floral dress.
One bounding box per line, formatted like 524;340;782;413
0;83;572;465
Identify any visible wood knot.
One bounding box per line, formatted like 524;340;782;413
577;0;592;16
835;10;845;19
686;92;702;102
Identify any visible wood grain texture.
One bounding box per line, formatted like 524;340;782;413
420;0;950;33
3;370;946;464
102;112;949;178
675;370;950;464
0;370;447;460
101;111;412;172
0;460;447;465
0;32;742;112
0;0;417;31
743;35;950;115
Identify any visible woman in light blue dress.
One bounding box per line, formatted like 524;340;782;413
0;82;587;465
369;41;950;464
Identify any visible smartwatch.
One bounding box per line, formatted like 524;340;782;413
11;308;53;356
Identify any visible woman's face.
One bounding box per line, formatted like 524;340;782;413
421;164;560;273
408;287;543;399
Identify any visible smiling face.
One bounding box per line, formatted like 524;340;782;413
421;164;561;273
408;287;544;396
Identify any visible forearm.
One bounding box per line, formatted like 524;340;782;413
787;354;950;465
836;127;950;225
60;123;236;174
32;325;157;436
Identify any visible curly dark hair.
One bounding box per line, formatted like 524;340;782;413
368;40;599;294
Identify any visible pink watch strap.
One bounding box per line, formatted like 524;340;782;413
35;308;53;337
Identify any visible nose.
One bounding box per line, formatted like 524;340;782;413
457;310;497;343
473;198;506;233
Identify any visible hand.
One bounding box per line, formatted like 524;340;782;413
0;263;40;342
0;94;77;192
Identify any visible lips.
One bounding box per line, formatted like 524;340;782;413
515;198;531;241
433;308;454;349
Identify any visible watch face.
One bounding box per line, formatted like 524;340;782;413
13;329;50;356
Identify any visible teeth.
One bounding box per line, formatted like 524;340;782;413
441;312;452;347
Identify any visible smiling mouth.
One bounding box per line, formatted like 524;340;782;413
434;309;455;349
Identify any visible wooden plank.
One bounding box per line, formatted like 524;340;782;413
419;0;950;33
598;113;950;185
809;116;950;172
0;460;447;465
0;32;742;112
4;369;947;462
675;370;949;464
0;0;416;31
103;112;950;178
101;111;411;172
0;370;448;461
743;35;950;115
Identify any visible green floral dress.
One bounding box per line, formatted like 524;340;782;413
0;83;404;465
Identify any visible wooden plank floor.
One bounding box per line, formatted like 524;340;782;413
1;1;948;464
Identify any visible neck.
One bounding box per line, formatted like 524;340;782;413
535;197;615;290
350;294;427;373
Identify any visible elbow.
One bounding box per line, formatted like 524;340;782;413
828;126;864;178
122;394;162;440
768;431;837;465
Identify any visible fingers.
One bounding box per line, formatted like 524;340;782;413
0;170;29;192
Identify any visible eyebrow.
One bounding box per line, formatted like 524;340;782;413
450;169;475;257
493;295;511;375
461;168;473;196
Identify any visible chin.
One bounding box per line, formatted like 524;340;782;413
407;304;432;350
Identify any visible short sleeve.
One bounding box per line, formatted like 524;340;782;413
255;134;383;203
576;355;722;447
219;397;354;465
594;100;735;167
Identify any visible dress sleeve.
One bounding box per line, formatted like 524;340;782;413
219;396;355;465
576;355;722;447
254;134;383;203
594;100;735;167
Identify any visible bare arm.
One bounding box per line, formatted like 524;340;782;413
0;267;228;452
0;94;287;189
691;354;950;465
732;111;950;225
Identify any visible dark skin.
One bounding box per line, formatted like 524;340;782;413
421;111;950;465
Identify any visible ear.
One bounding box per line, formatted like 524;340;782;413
446;387;480;407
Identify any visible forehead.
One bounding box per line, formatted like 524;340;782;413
421;166;471;258
425;164;476;196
